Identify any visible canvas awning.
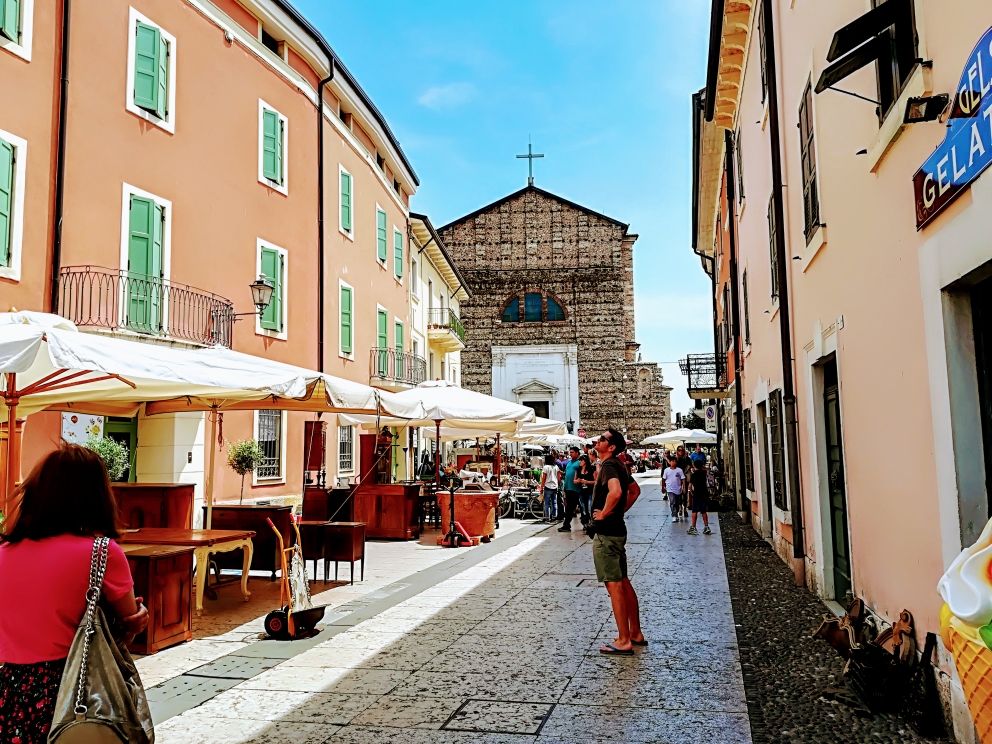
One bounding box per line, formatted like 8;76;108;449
641;428;716;445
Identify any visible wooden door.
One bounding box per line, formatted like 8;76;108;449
823;360;851;599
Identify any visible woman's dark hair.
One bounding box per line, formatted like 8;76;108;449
544;453;555;465
4;443;121;543
579;454;591;471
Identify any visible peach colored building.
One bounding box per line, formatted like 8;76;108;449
1;0;425;517
692;1;992;738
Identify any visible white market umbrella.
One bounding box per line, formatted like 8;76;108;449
641;428;716;446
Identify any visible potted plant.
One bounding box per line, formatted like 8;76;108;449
84;436;130;482
227;438;265;504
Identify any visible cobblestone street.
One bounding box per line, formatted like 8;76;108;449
144;475;750;743
719;512;951;744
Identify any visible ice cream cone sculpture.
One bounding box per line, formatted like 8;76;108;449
938;517;992;741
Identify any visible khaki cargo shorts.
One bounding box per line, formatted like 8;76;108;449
592;533;628;583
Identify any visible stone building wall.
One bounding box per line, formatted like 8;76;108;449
438;186;670;440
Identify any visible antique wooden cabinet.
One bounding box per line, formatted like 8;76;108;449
113;483;194;530
352;483;420;539
124;545;194;655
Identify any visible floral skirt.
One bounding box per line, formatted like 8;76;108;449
0;659;66;744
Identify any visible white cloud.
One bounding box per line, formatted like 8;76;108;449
417;82;477;110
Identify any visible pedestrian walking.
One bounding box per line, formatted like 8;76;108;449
675;444;692;475
0;444;149;744
686;458;712;535
559;446;583;532
575;454;595;530
590;429;645;655
540;453;560;522
662;455;687;522
689;443;706;468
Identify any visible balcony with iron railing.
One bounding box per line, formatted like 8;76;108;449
58;266;235;348
678;353;730;399
369;347;427;391
426;307;465;351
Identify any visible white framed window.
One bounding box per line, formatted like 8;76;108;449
257;99;288;194
125;7;177;134
375;205;387;264
339;165;353;239
411;257;419;298
393;226;403;281
0;0;34;62
253;409;286;483
338;424;354;473
255;238;288;340
0;129;27;281
339;279;354;359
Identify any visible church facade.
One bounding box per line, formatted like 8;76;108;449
438;186;671;443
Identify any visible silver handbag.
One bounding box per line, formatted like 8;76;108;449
48;537;155;744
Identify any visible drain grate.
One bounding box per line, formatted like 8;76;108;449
186;655;283;679
442;699;555;735
146;675;241;722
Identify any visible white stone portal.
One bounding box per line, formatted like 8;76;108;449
491;344;580;430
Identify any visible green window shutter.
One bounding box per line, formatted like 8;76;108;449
134;22;161;113
262;109;281;182
0;138;12;267
394;229;403;278
126;196;163;331
156;34;169;119
340;171;352;232
0;0;20;43
377;310;387;349
394;322;403;351
259;247;281;331
340;286;353;354
376;209;387;262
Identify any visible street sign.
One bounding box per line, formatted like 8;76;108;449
577;428;586;438
704;405;717;433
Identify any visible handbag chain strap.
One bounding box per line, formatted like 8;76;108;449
74;536;110;717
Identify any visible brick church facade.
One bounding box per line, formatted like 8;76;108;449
438;186;671;443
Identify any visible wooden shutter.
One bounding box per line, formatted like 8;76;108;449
134;22;160;113
376;209;386;261
394;229;403;278
262;109;281;182
259;247;281;331
377;310;387;348
156;34;169;119
126;196;162;331
799;82;820;241
0;0;19;42
767;196;779;299
340;286;353;354
394;321;403;351
340;171;352;232
0;138;12;267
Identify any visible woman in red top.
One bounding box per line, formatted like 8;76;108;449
0;444;148;744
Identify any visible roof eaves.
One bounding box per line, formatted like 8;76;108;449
409;212;472;300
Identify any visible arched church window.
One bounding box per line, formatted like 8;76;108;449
547;296;565;322
502;297;520;323
524;293;543;322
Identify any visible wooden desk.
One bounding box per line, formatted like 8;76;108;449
298;521;365;584
122;545;194;654
114;483;194;529
203;505;292;579
118;528;254;614
352;483;421;539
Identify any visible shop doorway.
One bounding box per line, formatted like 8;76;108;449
522;400;549;419
821;359;851;599
104;416;138;483
971;275;992;519
756;401;772;538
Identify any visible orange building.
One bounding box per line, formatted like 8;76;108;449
1;0;423;515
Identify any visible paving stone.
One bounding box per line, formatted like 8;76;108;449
391;669;571;703
155;715;340;744
349;694;465;729
442;699;553;734
539;704;751;743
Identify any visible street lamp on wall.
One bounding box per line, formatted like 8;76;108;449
566;420;574;434
233;276;274;320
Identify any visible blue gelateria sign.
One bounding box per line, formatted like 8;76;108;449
915;26;992;229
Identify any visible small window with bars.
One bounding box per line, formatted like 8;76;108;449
256;409;282;479
338;425;354;472
798;81;821;242
742;407;755;492
769;390;787;510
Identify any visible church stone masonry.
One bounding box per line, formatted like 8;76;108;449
438;186;671;443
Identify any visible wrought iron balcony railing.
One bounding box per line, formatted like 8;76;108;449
369;347;427;387
678;353;728;391
426;307;465;343
59;266;235;348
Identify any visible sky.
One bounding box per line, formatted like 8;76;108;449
294;0;713;423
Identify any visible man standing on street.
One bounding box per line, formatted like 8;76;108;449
690;443;707;468
592;429;644;655
559;446;583;532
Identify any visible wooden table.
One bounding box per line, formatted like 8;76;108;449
118;528;255;614
298;521;366;584
121;545;194;654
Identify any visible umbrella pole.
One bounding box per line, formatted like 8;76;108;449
205;408;217;529
495;434;501;480
434;419;441;490
2;373;19;524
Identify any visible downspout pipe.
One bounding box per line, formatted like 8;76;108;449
724;130;748;514
762;0;806;587
50;0;72;313
316;64;335;372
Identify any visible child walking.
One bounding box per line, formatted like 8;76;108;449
687;458;712;535
662;455;686;522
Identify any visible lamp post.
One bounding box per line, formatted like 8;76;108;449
566;419;574;434
233;276;274;320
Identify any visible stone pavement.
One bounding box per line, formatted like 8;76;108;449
151;475;751;743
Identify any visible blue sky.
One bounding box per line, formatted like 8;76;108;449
294;0;713;422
